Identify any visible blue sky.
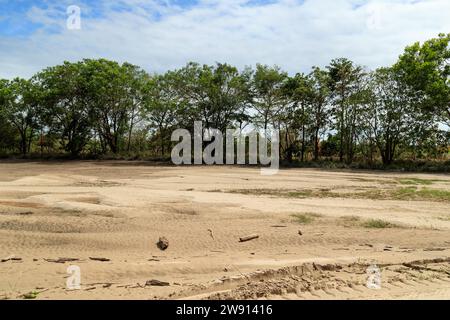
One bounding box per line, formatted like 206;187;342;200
0;0;203;36
0;0;449;79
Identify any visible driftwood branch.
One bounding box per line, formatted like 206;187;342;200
89;257;111;262
44;257;79;263
1;256;22;263
239;234;259;242
145;279;170;287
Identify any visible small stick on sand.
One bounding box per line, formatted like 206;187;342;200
1;255;22;262
44;257;79;263
116;284;133;288
145;279;170;287
207;229;215;240
239;234;259;242
89;257;111;262
84;287;96;291
423;247;446;251
86;282;116;286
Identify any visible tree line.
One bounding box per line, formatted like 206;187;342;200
0;34;449;166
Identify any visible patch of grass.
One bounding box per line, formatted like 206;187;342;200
22;291;39;299
392;186;418;198
414;188;450;201
397;178;434;185
390;187;450;201
171;207;198;215
290;213;321;224
226;188;281;196
361;219;400;229
355;189;387;200
356;187;450;202
337;216;407;229
225;188;316;199
338;215;362;227
286;190;314;198
351;178;397;185
221;186;450;202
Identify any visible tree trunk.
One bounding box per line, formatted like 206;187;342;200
301;125;305;162
127;122;134;152
339;124;344;162
381;139;395;165
19;130;27;156
27;129;33;155
314;128;320;161
160;126;165;157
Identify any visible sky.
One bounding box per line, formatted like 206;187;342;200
0;0;449;79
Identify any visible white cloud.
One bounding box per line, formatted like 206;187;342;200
0;0;449;79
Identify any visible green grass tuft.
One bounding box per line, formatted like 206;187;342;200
397;178;434;185
22;291;39;299
390;187;450;201
290;213;321;224
222;185;450;202
286;190;314;198
338;215;362;227
362;219;399;229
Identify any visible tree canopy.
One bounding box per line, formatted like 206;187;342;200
0;34;449;166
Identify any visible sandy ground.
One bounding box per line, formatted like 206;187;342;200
0;161;449;300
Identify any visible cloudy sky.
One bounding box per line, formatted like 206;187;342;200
0;0;449;79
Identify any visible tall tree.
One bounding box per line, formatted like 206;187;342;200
123;63;149;152
144;72;180;156
281;73;313;162
0;78;41;155
0;79;17;152
252;64;288;132
327;58;366;163
37;61;94;157
363;68;420;165
395;33;450;125
308;67;331;161
176;62;252;132
83;59;146;154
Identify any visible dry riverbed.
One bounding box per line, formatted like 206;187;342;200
0;161;449;300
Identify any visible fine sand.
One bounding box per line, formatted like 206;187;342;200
0;161;449;300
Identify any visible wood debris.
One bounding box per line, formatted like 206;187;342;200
239;234;259;242
145;279;170;287
44;257;79;263
89;257;110;262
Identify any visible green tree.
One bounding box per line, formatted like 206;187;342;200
176;62;252;132
252;64;288;132
308;67;331;161
363;68;420;165
37;61;94;157
144;72;180;156
0;78;41;156
0;79;18;152
281;73;313;162
124;64;149;152
82;59;147;154
327;58;367;163
395;33;450;125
